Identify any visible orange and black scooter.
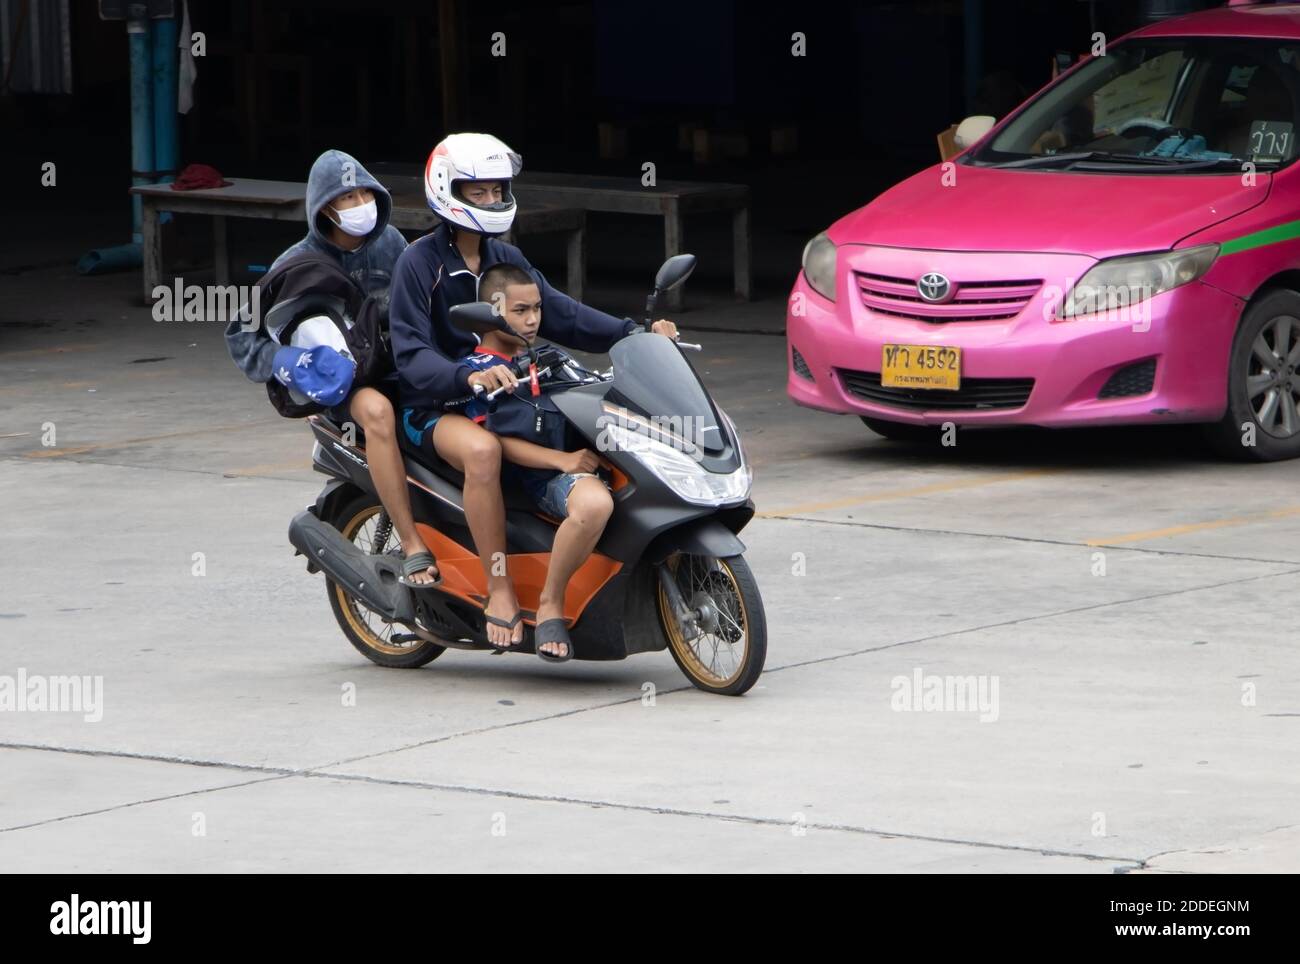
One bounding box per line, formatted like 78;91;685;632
287;255;766;695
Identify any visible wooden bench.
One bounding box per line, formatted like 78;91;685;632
514;170;751;311
129;177;588;303
364;164;753;311
377;175;588;302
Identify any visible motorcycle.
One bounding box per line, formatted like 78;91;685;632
287;254;766;695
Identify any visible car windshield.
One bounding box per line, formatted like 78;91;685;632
968;37;1300;172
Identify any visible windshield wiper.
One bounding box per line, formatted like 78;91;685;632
990;151;1258;172
989;152;1107;169
1074;155;1254;172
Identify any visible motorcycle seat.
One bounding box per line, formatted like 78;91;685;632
314;414;547;516
392;419;550;516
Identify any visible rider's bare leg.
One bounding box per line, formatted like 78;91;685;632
431;414;522;647
535;478;613;658
348;388;437;584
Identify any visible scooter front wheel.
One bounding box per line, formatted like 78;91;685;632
326;496;447;669
656;553;767;696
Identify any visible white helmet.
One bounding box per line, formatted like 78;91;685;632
423;133;523;235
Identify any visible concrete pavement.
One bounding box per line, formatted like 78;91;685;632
2;264;1298;872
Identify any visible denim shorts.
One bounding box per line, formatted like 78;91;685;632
535;471;607;520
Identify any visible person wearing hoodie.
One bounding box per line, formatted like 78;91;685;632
389;134;678;648
225;149;440;586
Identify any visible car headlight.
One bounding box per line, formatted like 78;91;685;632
802;231;837;302
602;422;751;505
1058;244;1219;319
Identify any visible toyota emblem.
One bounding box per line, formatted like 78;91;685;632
917;272;953;303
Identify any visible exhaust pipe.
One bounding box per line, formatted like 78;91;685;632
288;511;414;623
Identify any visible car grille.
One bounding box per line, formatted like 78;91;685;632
855;272;1042;323
837;369;1034;411
1098;359;1156;399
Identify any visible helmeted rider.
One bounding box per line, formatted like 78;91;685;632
388;132;678;651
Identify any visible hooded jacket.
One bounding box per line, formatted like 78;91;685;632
389;222;638;407
224;150;407;383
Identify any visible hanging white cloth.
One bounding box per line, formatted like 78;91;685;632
177;0;196;114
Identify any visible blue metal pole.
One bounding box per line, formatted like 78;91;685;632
152;13;178;187
78;14;152;274
128;14;153;244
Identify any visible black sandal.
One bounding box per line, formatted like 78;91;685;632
483;610;525;651
534;618;574;663
398;550;441;589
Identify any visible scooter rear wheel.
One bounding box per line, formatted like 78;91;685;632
326;496;447;668
656;553;766;696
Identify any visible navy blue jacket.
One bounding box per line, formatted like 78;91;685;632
389;223;637;407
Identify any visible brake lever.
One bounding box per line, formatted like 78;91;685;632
472;366;553;400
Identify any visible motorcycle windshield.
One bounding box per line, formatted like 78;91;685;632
607;332;724;456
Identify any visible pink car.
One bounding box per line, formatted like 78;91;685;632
787;0;1300;461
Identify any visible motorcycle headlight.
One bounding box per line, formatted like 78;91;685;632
1058;244;1218;320
603;422;751;505
802;231;838;302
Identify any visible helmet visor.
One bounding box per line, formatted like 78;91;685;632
451;178;515;212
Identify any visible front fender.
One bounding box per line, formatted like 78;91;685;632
644;515;748;564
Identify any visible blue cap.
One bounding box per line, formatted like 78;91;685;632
272;345;355;407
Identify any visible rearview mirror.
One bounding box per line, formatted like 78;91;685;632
655;254;696;293
448;301;509;336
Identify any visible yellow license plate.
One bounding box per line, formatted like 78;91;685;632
881;344;961;390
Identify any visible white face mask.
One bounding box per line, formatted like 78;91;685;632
329;199;377;237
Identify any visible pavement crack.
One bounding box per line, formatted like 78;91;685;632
766;513;1300;567
295;768;1141;864
0;741;1139;864
0;769;289;834
319;692;676;769
756;564;1300;674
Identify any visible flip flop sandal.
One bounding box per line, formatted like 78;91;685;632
483;610;525;651
398;550;442;589
534;618;574;663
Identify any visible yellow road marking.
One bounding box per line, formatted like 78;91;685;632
1086;505;1300;546
756;468;1060;517
21;422;259;458
223;460;314;477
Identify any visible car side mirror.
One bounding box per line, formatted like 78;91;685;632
954;115;996;149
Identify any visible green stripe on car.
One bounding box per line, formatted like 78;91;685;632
1221;219;1300;256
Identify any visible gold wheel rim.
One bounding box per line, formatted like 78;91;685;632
657;554;749;688
334;505;424;657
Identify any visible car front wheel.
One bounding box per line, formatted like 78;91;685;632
1204;289;1300;462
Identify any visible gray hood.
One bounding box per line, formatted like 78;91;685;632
306;149;392;252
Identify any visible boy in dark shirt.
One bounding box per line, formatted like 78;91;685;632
403;264;613;661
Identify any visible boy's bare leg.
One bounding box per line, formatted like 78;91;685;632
348;388;437;584
536;478;613;658
431;414;523;647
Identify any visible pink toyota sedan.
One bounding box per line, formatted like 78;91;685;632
787;1;1300;460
